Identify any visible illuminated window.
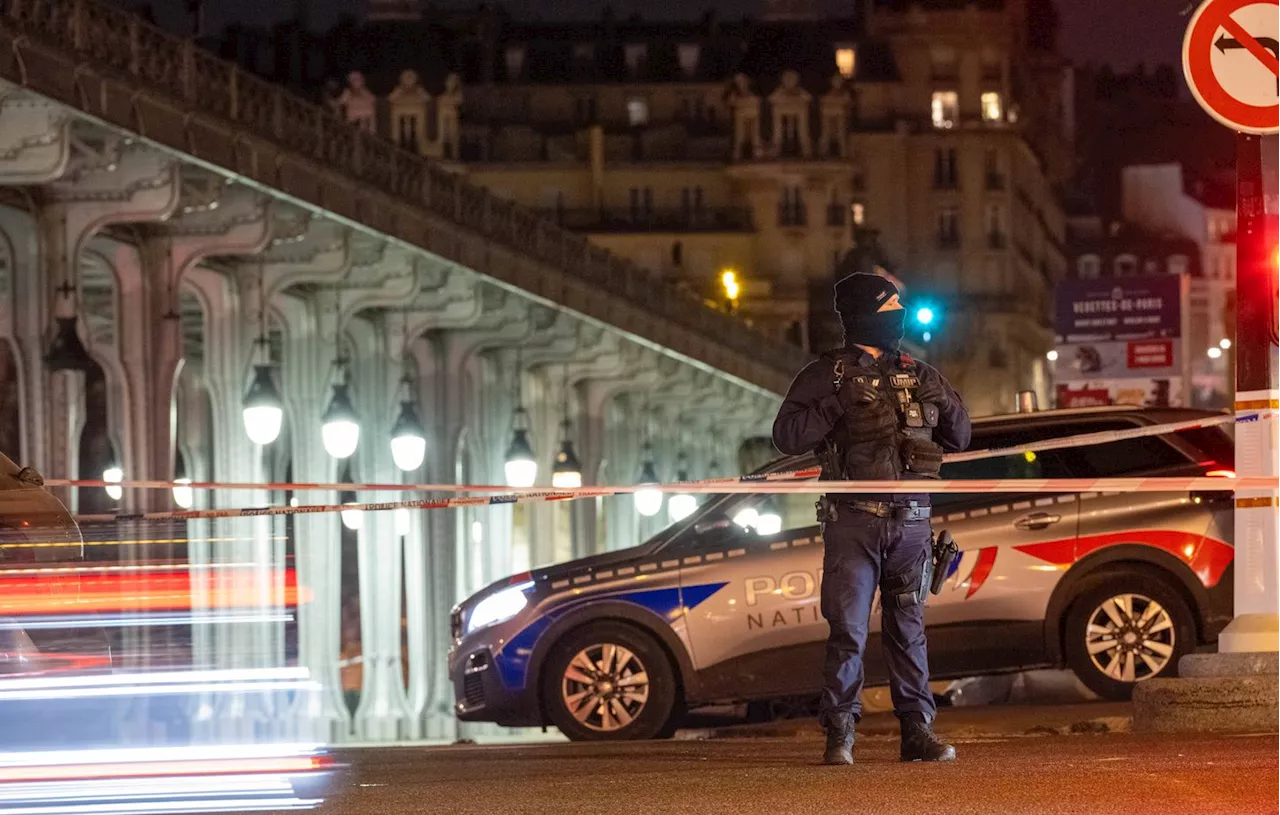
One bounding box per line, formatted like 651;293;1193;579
835;47;856;79
852;203;865;225
931;91;958;129
981;91;1003;123
627;97;649;126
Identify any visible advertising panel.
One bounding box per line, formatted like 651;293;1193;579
1053;274;1187;407
1055;378;1184;409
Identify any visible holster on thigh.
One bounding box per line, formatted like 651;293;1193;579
880;549;929;610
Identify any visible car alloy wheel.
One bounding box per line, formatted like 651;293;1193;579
560;643;650;733
1084;592;1175;683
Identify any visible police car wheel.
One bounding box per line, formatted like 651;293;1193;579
542;622;678;741
1064;573;1195;701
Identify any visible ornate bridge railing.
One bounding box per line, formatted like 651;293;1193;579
0;0;808;395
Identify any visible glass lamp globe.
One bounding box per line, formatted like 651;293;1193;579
389;400;427;472
103;466;123;501
172;478;194;510
321;384;360;459
634;460;663;518
505;428;538;488
242;365;284;446
551;438;583;490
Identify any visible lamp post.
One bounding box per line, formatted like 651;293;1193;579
550;367;582;489
504;352;537;488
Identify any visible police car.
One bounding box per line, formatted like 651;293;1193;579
448;405;1235;740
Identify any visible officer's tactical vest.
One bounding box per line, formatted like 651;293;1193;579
816;350;945;482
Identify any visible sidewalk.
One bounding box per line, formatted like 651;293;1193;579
676;700;1135;741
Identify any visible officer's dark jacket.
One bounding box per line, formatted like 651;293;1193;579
771;348;972;506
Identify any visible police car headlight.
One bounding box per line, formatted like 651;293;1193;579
466;581;534;635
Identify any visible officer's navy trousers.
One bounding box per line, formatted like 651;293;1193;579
817;510;936;726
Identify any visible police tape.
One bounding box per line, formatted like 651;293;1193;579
49;414;1236;495
71;474;1271;525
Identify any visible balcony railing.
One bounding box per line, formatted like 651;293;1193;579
987;232;1007;249
985;172;1007;190
0;0;811;388
778;204;808;228
937;233;961;250
542;207;755;233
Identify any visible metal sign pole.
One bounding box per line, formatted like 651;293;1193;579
1220;132;1280;653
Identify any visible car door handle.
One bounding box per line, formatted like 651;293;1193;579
1014;512;1061;531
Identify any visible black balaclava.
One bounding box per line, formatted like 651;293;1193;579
834;272;905;350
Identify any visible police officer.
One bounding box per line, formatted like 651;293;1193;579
772;267;971;765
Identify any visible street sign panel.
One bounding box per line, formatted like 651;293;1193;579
1182;0;1280;134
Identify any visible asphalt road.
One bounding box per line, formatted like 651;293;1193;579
318;730;1279;815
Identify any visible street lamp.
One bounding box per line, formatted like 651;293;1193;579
551;367;582;489
504;407;538;488
1208;346;1224;360
1219;338;1232;349
668;452;697;523
1046;350;1059;362
551;425;584;489
634;454;663;518
389;395;427;472
103;463;123;502
243;365;284;446
340;503;364;531
321;362;360;459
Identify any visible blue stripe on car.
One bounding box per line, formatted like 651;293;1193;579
493;582;728;690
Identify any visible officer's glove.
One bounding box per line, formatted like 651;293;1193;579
837;381;897;443
914;378;951;410
837;379;881;413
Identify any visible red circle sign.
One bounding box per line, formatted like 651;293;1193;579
1182;0;1280;134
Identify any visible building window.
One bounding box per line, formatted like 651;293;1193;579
931;91;958;129
981;92;1003;123
937;208;960;248
627;96;649;126
505;45;526;81
980;48;1002;81
779;186;806;227
826;189;846;227
573;43;594;65
933;148;958;188
671;241;684;267
1077;255;1101;279
930;45;958;80
851;168;866;191
986;204;1006;248
574;96;597;125
396;115;418;149
629;187;653;221
984;148;1004;189
852;202;865;225
680;187;704;221
624;43;647;76
779;114;801;157
1167;255;1189;276
1114;254;1138;276
835;46;856;79
677;43;700;77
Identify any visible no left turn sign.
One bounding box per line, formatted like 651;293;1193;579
1182;0;1280;134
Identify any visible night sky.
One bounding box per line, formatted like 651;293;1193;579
131;0;1195;73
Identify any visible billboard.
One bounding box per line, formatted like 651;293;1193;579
1053;274;1187;407
1056;378;1184;409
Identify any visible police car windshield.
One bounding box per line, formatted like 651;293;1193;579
648;452;817;549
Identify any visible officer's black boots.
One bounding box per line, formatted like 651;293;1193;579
898;712;956;762
822;714;856;765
